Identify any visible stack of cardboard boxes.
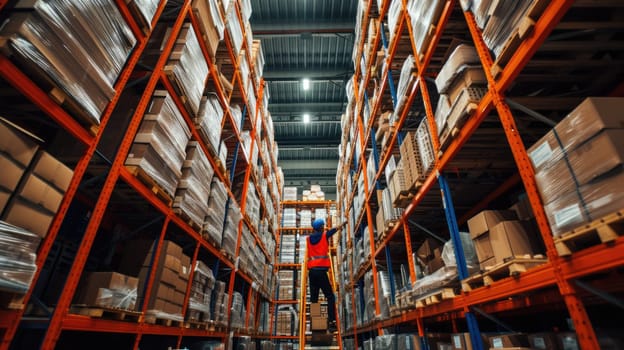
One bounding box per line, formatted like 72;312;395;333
126;90;192;197
399;131;426;191
309;302;328;332
204;177;227;245
173;141;214;228
416;238;445;274
434;45;487;150
0;121;73;239
467;209;542;270
187;260;216;322
116;240;190;318
528;97;624;237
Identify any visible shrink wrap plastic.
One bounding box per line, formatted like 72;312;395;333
0;221;40;293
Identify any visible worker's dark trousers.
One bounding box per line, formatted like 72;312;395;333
309;268;336;324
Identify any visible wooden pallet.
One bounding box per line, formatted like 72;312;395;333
414;288;456;308
184;320;211;330
554;210;624;257
461;256;548;292
144;314;184;327
70;305;142;322
0;292;25;310
125;165;173;206
490;0;550;79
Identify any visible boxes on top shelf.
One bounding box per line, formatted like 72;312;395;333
0;0;136;124
407;0;446;57
74;271;138;310
126;0;160;32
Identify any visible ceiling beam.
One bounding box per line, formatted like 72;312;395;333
279;159;339;170
252;21;355;36
268;102;345;114
263;68;352;81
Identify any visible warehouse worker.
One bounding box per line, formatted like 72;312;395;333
307;218;344;333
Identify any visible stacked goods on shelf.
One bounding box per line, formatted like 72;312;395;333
528;97;624;237
0;122;73;239
195;94;224;154
126;90;192;197
395;55;417;116
116;240;190;319
230;291;245;330
218;139;228;169
387;0;402;43
314;208;327;221
302;184;325;201
279;235;296;263
174;141;214;228
0;0;136;124
434;45;487;150
74;272;138;310
222;201;241;257
467;210;543;269
127;0;160;31
416;118;435;174
375;187;403;241
399;131;425;191
191;0;225;60
298;235;308;264
282;208;297;228
283;186;297;201
213;280;229;327
299;210;312;228
243;181;260;227
187;260;216;323
407;0;446;58
388;157;410;207
251;40;265;87
0;221;39;296
277;270;295;300
204;177;227;245
165;22;208;117
230;105;243;133
225;4;243;56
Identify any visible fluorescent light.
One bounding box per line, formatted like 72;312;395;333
303;113;310;123
302;78;310;90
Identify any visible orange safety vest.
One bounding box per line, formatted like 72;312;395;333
307;232;330;269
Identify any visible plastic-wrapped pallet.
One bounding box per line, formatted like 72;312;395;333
174;141;214;227
187;260;216;322
434;45;481;95
127;90;191;197
387;0;402;43
166;22;208;117
230;291;245;329
0;0;136;124
195;94;224;154
213;280;229;327
282;208;297;228
192;0;224;60
222;202;241;257
416;119;435;175
128;0;160;30
395;55;416;114
204;178;227;245
314;208;327;221
279;235;296;263
226;4;243;55
0;221;40;294
376;334;397;350
283;187;297;201
299;210;312;228
408;0;445;56
481;1;535;58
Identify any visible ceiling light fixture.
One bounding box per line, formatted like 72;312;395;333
303;113;310;124
302;78;310;90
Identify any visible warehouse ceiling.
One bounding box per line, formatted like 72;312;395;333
250;0;358;199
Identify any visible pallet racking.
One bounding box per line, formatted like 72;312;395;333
337;1;624;350
0;1;281;349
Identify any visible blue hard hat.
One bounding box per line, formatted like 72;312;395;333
312;218;325;231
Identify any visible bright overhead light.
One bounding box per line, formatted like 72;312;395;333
302;78;310;90
303;113;310;123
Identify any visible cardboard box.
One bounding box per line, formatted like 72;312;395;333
310;302;322;317
3;199;54;238
489;333;530;348
191;0;222;60
31;151;73;192
529;332;560;350
17;174;64;214
509;195;534;221
310;316;327;330
557;332;579;350
473;233;495;266
0;155;25;191
446;67;487;104
528;97;624;171
490;221;538;263
553;97;624;154
568;129;624;185
534;158;575;204
427;247;445;273
0;120;38;167
417;238;442;263
468;210;517;238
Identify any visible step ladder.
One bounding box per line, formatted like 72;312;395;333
299;241;342;350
